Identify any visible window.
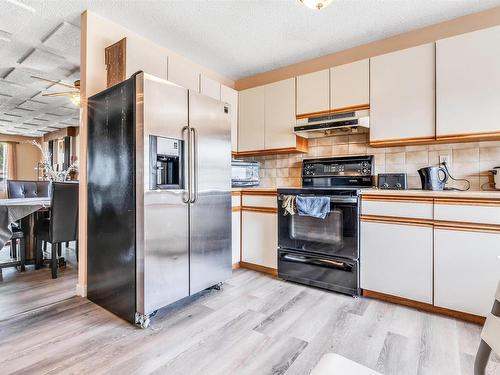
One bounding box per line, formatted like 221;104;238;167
0;143;6;191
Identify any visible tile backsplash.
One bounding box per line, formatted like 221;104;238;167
237;131;500;190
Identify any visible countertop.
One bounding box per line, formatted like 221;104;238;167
232;186;500;199
360;188;500;199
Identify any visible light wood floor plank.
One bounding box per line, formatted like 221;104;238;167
0;268;496;375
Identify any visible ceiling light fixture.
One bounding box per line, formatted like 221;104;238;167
300;0;333;10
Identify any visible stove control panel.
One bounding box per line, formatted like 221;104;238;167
302;155;375;188
303;156;373;177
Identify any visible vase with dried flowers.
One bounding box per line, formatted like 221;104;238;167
25;140;78;182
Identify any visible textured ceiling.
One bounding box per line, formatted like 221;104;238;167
0;0;80;137
2;0;500;136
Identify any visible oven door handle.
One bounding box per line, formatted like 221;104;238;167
281;254;352;271
277;194;358;204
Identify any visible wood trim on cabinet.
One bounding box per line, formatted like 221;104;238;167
232;262;241;270
362;195;434;203
234;136;308;157
369;136;436;148
295;104;370;120
241;190;277;196
239;261;278;277
241;206;278;214
232;206;241;212
434;220;500;234
362;289;486;325
360;215;434;227
436;130;500;143
370;131;500;148
231;191;242;197
434;197;500;206
362;214;500;233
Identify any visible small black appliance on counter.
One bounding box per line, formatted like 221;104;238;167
277;155;376;297
377;173;407;190
418;166;449;191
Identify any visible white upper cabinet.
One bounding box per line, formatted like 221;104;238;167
370;43;435;143
200;74;221;100
436;26;500;138
296;69;330;116
167;55;200;92
221;85;238;152
238;86;265;151
264;78;296;150
330;59;369;111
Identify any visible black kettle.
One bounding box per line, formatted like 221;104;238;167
418;166;449;191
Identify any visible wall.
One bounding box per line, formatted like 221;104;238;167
16;142;41;180
240;131;500;191
78;11;235;296
0;134;42;181
235;5;500;90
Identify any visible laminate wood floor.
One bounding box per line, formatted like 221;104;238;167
0;244;78;321
0;268;498;375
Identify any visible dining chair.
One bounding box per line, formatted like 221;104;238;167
474;280;500;375
35;182;78;279
7;180;51;198
7;180;51;261
10;227;26;271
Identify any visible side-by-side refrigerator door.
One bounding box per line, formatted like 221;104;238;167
136;73;190;315
188;91;232;295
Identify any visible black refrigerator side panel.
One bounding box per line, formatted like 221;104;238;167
87;78;136;323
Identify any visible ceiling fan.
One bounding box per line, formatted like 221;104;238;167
31;75;81;106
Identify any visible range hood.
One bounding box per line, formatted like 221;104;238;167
294;109;369;138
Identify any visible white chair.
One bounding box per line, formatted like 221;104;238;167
310;353;381;375
474;281;500;375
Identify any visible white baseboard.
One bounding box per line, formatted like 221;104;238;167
76;283;87;297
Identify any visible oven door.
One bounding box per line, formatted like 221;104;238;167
278;249;360;296
278;194;359;259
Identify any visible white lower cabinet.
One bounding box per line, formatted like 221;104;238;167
361;221;433;304
241;211;277;269
434;229;500;316
232;210;241;265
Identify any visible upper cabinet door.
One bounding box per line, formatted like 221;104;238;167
436;26;500;139
370;43;435;144
296;69;329;116
264;78;296;150
168;55;200;92
238;86;265;151
200;75;221;100
221;85;238;152
330;59;369;111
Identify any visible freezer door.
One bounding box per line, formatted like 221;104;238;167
188;91;232;295
136;73;190;315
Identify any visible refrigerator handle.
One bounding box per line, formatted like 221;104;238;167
182;126;190;204
190;127;199;203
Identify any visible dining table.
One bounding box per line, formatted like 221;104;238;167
0;197;51;266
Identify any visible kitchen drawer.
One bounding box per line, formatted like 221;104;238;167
242;194;277;208
361;198;433;220
434;201;500;225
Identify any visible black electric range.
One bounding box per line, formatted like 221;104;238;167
277;155;374;296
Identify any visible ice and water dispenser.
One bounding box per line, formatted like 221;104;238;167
149;135;184;190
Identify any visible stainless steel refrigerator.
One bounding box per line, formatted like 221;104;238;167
87;72;232;328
